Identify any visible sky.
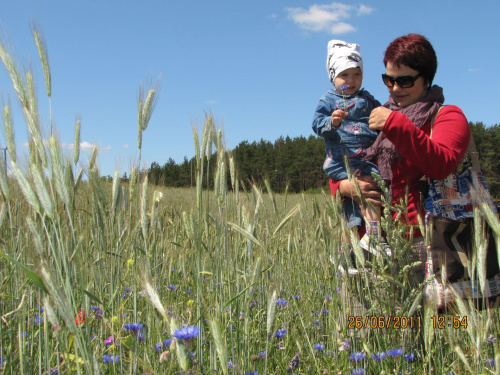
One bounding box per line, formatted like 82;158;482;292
0;0;499;178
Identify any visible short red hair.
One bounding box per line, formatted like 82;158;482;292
383;34;437;88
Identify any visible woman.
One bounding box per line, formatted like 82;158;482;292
331;33;471;276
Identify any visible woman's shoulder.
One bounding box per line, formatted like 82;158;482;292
437;104;466;119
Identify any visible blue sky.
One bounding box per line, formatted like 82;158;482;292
0;1;499;177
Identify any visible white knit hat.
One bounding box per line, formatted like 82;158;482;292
326;40;363;84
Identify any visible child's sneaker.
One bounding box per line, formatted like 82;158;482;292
359;234;392;257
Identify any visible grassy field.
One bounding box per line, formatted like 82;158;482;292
0;26;499;375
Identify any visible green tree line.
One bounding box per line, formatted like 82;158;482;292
148;121;500;198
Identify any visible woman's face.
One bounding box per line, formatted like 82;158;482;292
385;62;427;107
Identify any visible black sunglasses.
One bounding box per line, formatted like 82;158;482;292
381;72;422;88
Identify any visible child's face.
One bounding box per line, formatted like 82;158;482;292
334;68;362;95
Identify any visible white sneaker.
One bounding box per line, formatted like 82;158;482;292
359;234;392;257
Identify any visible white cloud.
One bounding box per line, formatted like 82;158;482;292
122;144;129;149
286;2;373;34
206;99;216;105
468;68;480;72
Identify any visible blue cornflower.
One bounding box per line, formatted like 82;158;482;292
321;309;329;314
124;323;144;332
155;342;162;352
0;357;7;365
350;352;366;361
314;343;325;351
351;369;364;375
294;294;301;299
257;351;266;358
276;298;287;306
404;353;415;361
50;368;59;375
485;358;495;367
371;352;386;361
386;348;403;357
275;329;288;338
187;289;192;294
487;334;496;344
167;284;177;290
103;354;119;364
137;332;145;341
172;325;199;341
227;361;233;368
163;338;172;348
245;372;258;375
325;294;332;301
339;84;348;91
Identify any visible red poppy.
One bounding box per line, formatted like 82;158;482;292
75;310;86;325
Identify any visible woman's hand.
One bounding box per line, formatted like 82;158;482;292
369;107;393;131
338;178;383;207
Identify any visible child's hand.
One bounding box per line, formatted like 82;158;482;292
331;109;348;128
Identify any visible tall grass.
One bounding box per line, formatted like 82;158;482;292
0;26;498;375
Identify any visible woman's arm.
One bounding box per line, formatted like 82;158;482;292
382;105;470;179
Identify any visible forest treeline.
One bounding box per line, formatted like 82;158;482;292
148;122;500;199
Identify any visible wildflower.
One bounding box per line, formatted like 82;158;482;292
187;289;192;294
485;358;495;367
163;338;172;348
386;348;403;357
75;310;85;325
155;342;162;352
50;368;58;375
187;299;194;306
314;343;325;350
339;339;351;352
137;332;145;341
103;336;113;345
167;284;177;290
371;352;386;361
294;294;301;299
276;298;287;306
351;369;364;375
245;372;258;375
227;361;233;368
103;354;119;363
124;323;144;332
487;334;496;344
325;294;332;301
275;329;288;338
111;316;119;324
250;300;257;307
257;351;266;358
350;352;366;362
404;353;415;361
321;309;329;314
287;352;299;371
172;325;199;341
34;313;43;325
171;268;175;272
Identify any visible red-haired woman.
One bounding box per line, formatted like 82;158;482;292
332;34;471;280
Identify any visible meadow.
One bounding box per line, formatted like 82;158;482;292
0;26;499;375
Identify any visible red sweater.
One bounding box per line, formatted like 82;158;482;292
330;105;470;230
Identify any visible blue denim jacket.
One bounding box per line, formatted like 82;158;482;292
312;88;380;149
312;89;381;181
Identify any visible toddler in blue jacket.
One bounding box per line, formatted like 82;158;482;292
312;40;390;254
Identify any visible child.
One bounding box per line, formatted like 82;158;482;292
312;40;390;254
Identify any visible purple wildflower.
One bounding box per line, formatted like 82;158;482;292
276;298;287;306
314;343;325;351
404;353;415;361
103;354;119;364
124;323;144;332
163;339;172;348
339;84;348;91
103;336;113;345
350;352;366;362
227;361;233;368
275;329;287;338
351;369;364;375
172;325;199;341
167;284;177;290
485;358;495;367
386;348;403;357
371;352;386;361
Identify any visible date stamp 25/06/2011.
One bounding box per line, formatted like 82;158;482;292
347;316;468;330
